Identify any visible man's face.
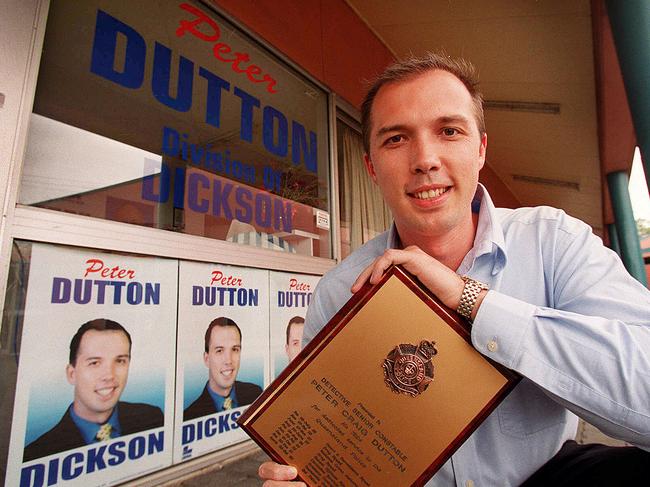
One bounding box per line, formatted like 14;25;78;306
364;70;487;245
66;329;130;423
204;326;241;396
285;323;304;362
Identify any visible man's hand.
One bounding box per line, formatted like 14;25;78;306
258;461;306;486
351;246;468;312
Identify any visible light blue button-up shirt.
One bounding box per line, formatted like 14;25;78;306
304;185;650;487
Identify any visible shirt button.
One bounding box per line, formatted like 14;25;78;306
487;340;498;352
466;480;475;487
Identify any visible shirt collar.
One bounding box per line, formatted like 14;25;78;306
69;403;121;444
465;184;507;276
384;184;507;276
207;383;238;411
386;223;401;250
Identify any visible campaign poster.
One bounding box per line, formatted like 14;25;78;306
174;261;269;463
6;243;177;487
269;272;321;378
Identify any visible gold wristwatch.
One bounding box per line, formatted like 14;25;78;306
456;276;488;322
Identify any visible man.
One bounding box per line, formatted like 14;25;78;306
23;319;164;462
259;53;650;486
285;316;305;363
183;317;262;421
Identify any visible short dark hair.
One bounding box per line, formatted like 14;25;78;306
285;316;305;345
361;52;485;155
69;319;132;366
204;317;242;353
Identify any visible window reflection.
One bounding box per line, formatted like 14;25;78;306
20;0;331;258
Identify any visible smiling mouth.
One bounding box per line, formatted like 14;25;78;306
96;386;117;398
221;369;234;377
412;187;450;200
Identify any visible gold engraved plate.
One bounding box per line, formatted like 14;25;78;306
238;266;519;486
383;340;437;396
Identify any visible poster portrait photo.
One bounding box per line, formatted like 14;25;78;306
174;261;269;462
182;316;263;421
22;318;164;462
269;272;320;377
6;243;177;487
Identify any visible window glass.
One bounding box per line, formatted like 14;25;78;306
0;239;322;484
0;241;179;485
336;119;391;259
19;0;331;258
0;241;30;483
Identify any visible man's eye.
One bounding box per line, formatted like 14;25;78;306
385;135;403;145
442;128;458;137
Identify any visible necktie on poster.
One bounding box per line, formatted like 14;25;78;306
95;423;113;442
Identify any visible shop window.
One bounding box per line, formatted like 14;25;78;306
0;241;179;484
0;239;319;484
336;119;391;259
18;0;331;258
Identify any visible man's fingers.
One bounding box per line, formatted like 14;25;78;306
351;252;397;293
351;263;374;293
258;462;298;481
258;461;306;487
262;482;307;487
351;249;417;293
369;249;408;284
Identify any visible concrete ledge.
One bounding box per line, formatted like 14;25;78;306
121;441;261;487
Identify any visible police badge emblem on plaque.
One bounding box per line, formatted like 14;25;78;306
383;340;437;397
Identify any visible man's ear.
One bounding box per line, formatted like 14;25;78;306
203;351;209;368
478;133;487;171
364;153;378;183
66;364;76;385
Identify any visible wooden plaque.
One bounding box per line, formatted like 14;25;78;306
238;265;519;486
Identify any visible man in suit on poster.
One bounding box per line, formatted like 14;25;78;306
285;316;305;363
183;317;262;421
23;319;163;462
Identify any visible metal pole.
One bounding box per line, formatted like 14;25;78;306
606;0;650;193
607;171;647;285
607;223;621;256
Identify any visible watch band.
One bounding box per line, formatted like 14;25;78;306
456;276;488;322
